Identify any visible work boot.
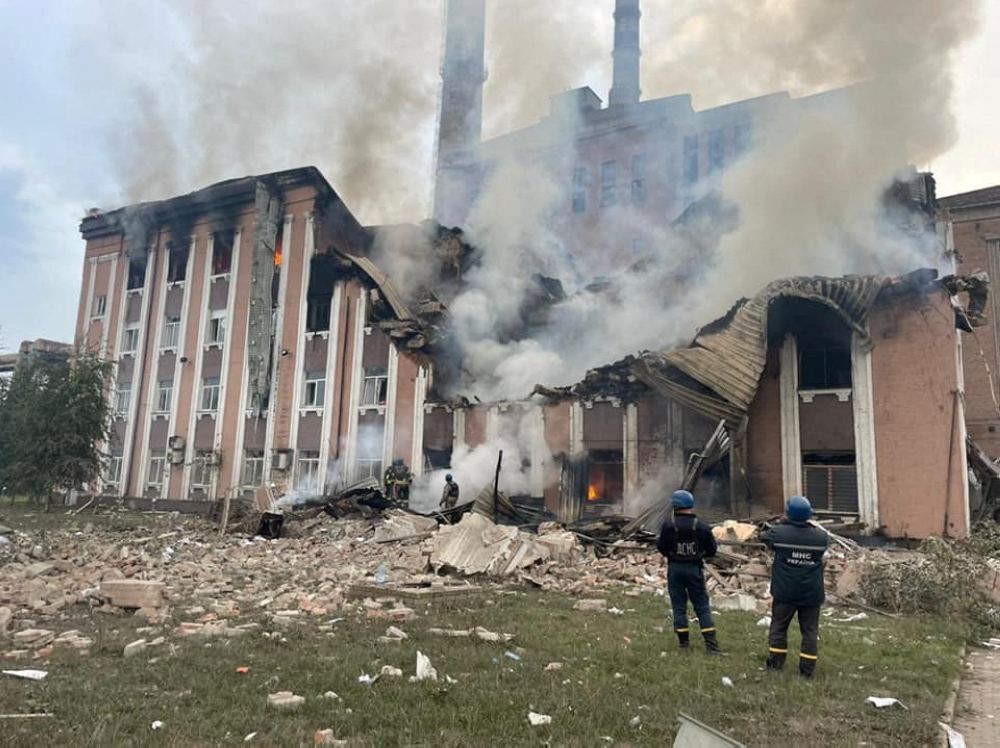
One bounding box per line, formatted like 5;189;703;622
676;630;690;650
703;631;724;655
766;653;786;671
799;658;816;680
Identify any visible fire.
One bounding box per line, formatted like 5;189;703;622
587;485;598;501
274;246;283;267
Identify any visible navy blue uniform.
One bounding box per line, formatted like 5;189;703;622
761;519;829;676
658;513;719;647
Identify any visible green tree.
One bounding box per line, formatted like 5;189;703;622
0;353;114;509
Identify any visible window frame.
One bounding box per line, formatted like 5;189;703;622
361;366;389;407
303;370;326;409
93;294;107;318
122;324;140;354
296;450;321;488
115;381;132;415
147;451;166;487
199;376;221;412
207;309;227;346
162;315;181;350
155;379;174;414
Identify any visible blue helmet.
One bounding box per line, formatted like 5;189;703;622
671;490;695;509
786;495;812;522
445;474;453;482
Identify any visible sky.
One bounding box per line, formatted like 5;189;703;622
0;0;997;352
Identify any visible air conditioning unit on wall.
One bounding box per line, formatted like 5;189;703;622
204;450;223;467
168;435;186;465
272;449;292;471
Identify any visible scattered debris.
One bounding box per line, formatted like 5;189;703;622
573;599;607;612
413;651;438;682
674;713;746;747
504;651;521;661
544;662;563;671
866;697;908;709
528;712;552;727
939;722;968;748
244;732;257;742
2;669;48;681
0;713;55;719
380;665;403;678
756;616;771;628
721;677;734;687
123;639;148;658
151;720;165;731
267;692;306;710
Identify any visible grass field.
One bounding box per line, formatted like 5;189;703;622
0;580;963;748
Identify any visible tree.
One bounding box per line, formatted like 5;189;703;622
0;353;114;508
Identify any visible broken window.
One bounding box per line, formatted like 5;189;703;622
207;310;227;345
361;366;388;407
155;379;173;413
200;377;221;412
734;122;752;156
587;450;624;506
802;452;857;513
212;230;234;276
296;450;321;489
122;324;140;354
162;315;180;349
601;160;617;208
168;242;189;283
147;451;166;487
799;348;852;390
191;450;215;489
93;294;107;318
307;296;332;333
303;371;326;409
709;130;725;173
127;255;147;290
631;154;646;204
572;167;587;213
115;381;132;415
242;450;265;486
104;448;123;487
683;135;699;184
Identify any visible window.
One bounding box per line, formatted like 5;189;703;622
93;295;107;318
155;379;173;413
799;348;852;390
734;122;752;155
587;450;624;507
600;161;617;208
683;135;699;184
361;366;388;407
127;256;147;290
307;296;332;333
168;242;188;283
104;450;123;486
162;316;181;349
207;309;227;345
296;450;321;489
122;324;140;354
147;451;166;487
192;450;214;489
631;154;646;204
115;381;132;415
200;377;221;412
572;167;587;213
302;370;326;409
242;450;265;486
803;453;857;513
709;130;725;173
212;230;234;276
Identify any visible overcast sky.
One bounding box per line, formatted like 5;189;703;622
0;0;997;351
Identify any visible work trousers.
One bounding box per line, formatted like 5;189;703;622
667;562;715;634
767;600;821;675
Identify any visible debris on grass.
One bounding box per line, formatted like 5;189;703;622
866;696;908;709
721;677;734;687
151;720;164;730
267;692;305;710
412;651;437;682
379;665;403;678
2;669;48;681
939;722;968;748
528;711;552;726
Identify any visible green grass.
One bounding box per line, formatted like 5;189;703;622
0;588;963;748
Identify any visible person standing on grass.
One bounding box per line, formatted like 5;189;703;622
761;495;830;679
657;489;723;654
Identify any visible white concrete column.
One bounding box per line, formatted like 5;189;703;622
453;408;466;452
100;256;119;357
318;283;344;491
411;366;428;476
344;293;367;481
780;334;802;498
382;345;400;467
288;216;314;459
181;235;213;498
133;246;160;496
623;402;639;504
530;406;546;499
570;401;585;456
851;332;879;530
263;215;295;482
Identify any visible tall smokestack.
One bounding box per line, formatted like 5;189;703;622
609;0;641;107
433;0;486;226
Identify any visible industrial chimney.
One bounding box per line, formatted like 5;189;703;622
433;0;487;226
609;0;641;107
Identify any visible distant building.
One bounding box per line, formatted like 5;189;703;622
0;338;73;374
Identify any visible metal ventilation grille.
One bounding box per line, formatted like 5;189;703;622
803;464;858;514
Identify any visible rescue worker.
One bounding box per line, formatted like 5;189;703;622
440;473;460;510
761;495;830;679
657;489;722;654
383;458;412;508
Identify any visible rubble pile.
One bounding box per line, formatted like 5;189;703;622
0;507;884;660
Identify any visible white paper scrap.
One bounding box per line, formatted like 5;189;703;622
866;697;908;709
3;669;48;681
528;711;552;726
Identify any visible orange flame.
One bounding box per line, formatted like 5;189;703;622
274;246;283;267
587;485;598;501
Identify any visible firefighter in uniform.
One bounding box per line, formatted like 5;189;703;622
657;490;723;654
440;473;460;510
383;459;412;508
762;495;830;679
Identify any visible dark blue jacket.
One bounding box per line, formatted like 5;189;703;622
657;512;717;564
761;520;829;607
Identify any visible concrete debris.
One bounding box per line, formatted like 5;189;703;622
314;730;349;746
100;581;165;609
373;511;438;543
3;669;48;681
712;521;758;543
413;651;437;682
714;594;762;613
123;639;148;658
866;696;908;709
573;599;607;612
528;711;552;727
384;626;408;640
544;662;563;671
267;692;306;710
380;665;403;678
